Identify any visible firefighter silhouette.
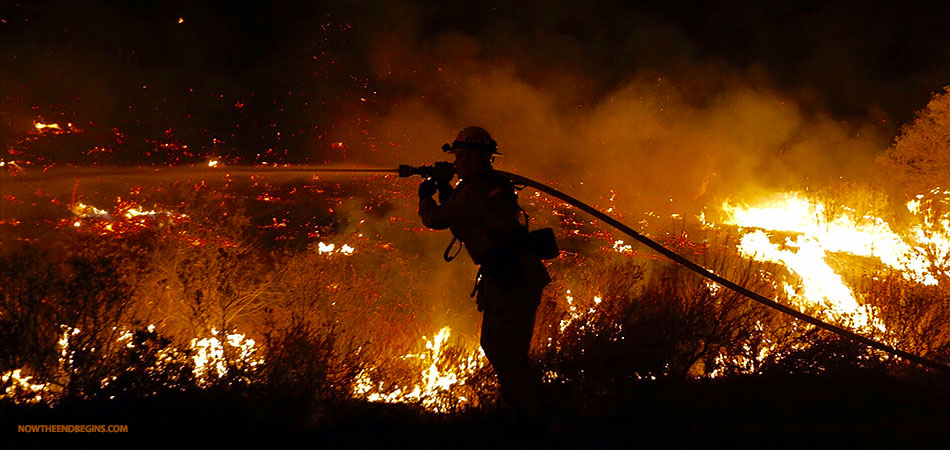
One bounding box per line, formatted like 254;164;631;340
418;126;551;418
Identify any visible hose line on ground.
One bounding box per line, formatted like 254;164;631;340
496;170;950;373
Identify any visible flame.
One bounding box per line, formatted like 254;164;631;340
722;189;950;331
353;326;486;412
33;121;62;132
904;188;950;282
31;120;79;136
2;323;260;404
0;325;78;404
71;202;112;219
65;199;188;236
190;328;262;385
735;229;879;329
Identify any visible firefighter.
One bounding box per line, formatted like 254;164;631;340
418;126;551;419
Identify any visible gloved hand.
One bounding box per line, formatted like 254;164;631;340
437;183;454;203
418;179;438;199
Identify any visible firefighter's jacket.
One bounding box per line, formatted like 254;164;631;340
419;171;550;297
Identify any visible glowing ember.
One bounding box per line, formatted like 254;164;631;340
558;290;602;333
317;241;355;256
1;369;49;404
612;239;634;254
59;325;81;367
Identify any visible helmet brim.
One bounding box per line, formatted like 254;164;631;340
441;142;501;155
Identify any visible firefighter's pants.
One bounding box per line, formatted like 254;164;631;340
478;271;545;415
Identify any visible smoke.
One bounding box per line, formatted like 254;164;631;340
333;27;892;217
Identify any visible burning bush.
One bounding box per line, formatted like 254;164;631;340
534;247;780;404
862;271;950;368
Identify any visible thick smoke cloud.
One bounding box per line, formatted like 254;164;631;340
333;2;905;214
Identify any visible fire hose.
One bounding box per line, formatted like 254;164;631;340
391;164;949;373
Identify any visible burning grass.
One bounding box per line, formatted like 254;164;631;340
1;168;949;433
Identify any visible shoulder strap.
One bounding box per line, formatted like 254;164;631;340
494;173;530;231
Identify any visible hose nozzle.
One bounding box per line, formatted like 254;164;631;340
398;162;455;182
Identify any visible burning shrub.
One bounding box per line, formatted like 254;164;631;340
862;270;950;368
3;165;948;418
98;326;195;400
536;248;782;399
135;200;280;342
352;326;491;413
752;327;888;376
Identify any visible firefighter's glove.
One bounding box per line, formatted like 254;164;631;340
418;179;438;199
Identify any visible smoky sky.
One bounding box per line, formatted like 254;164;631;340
2;0;949;208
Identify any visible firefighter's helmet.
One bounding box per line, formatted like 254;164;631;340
442;126;500;154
